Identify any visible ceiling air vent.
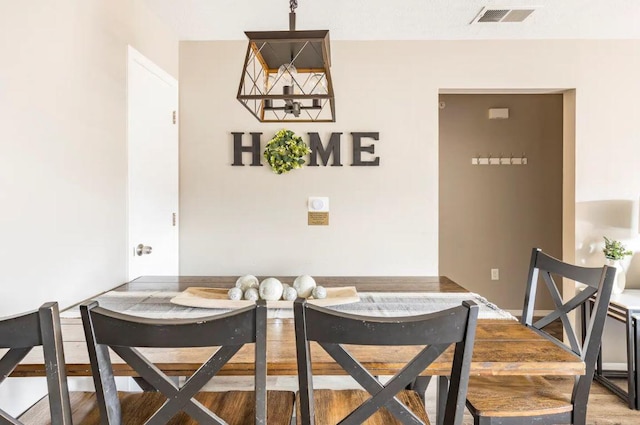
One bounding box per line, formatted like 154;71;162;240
471;7;535;24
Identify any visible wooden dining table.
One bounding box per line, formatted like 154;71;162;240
11;276;584;380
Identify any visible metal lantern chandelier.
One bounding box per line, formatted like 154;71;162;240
237;0;335;122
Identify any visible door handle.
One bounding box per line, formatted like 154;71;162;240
136;244;153;256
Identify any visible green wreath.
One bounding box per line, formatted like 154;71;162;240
264;129;311;174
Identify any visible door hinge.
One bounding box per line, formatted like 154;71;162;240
172;212;177;226
172;110;177;125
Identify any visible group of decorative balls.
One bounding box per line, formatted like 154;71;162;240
228;275;327;302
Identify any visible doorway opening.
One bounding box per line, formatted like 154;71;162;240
438;90;576;312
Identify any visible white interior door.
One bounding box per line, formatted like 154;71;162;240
127;46;179;280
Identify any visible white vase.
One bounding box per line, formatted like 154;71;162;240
606;259;626;294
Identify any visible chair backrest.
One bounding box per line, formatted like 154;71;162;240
80;299;267;425
294;298;478;425
0;302;72;425
521;247;616;422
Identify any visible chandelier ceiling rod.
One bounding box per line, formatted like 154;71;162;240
289;0;297;31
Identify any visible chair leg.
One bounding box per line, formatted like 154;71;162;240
635;314;640;410
436;376;449;425
573;408;587;425
408;376;432;402
475;415;489;425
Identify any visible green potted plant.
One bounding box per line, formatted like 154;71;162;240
263;129;311;174
602;236;632;294
603;236;632;260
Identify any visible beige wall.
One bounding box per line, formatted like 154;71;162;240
0;0;178;316
179;41;439;277
439;94;563;309
180;40;640;307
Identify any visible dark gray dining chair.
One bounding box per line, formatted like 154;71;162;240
78;299;294;425
464;248;616;425
294;297;479;425
0;302;72;424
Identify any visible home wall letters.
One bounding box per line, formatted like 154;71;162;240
231;132;380;167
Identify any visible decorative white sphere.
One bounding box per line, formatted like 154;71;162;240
235;275;259;292
282;286;298;301
293;275;316;298
259;278;284;301
282;283;290;293
228;287;243;301
312;286;327;299
243;287;259;301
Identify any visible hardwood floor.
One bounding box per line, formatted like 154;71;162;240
538;377;640;425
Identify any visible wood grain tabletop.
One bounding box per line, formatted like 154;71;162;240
10;276;585;378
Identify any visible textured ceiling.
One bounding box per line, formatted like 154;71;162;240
144;0;640;41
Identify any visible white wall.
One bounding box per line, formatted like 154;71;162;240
0;0;178;317
0;0;178;416
180;40;640;305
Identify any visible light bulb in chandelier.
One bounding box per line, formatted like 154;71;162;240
276;63;298;88
306;73;327;94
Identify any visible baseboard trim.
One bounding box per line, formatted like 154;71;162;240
601;362;628;371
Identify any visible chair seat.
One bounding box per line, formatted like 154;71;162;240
466;376;573;418
296;389;431;425
20;390;294;425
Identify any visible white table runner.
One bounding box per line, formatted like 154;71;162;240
62;290;514;320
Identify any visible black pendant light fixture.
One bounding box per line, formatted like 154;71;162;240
237;0;335;122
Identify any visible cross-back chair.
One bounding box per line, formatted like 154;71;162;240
294;297;479;425
0;302;72;425
79;299;294;425
464;247;616;425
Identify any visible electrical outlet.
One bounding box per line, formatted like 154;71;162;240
491;268;499;280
